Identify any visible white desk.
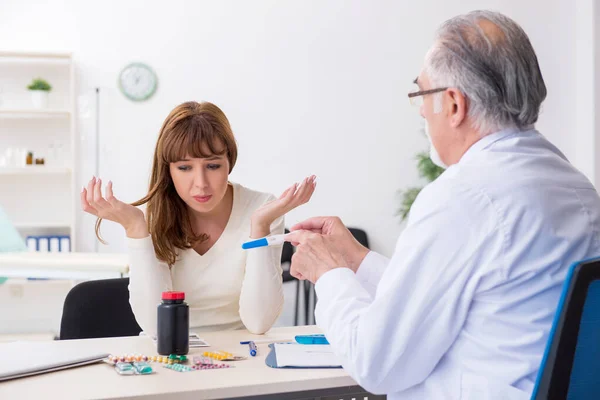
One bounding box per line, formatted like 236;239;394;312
0;252;129;280
0;326;384;400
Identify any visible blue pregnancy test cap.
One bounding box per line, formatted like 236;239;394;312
242;238;269;249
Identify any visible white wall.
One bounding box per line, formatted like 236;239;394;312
0;0;589;256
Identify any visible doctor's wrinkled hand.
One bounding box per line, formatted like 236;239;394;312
285;230;348;284
290;216;370;274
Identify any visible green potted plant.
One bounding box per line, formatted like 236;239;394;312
398;151;445;221
27;78;52;109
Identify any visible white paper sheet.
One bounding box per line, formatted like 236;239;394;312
143;332;210;347
274;343;341;367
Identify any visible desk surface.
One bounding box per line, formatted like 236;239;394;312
0;252;129;271
0;326;357;400
0;252;129;279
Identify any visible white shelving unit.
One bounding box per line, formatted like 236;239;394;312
12;221;72;229
0;51;77;249
0;109;71;118
0;166;71;175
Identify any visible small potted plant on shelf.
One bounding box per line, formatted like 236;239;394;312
27;78;52;109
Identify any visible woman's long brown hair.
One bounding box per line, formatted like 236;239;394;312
95;101;238;266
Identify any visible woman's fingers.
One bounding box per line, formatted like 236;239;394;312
278;183;297;200
86;177;96;205
289;175;316;208
80;187;98;215
92;178;111;209
105;180;120;206
288;178;307;205
300;176;317;204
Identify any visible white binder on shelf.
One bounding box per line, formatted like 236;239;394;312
49;237;60;253
60;236;70;252
38;237;49;253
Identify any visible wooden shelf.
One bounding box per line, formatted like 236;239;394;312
0;109;71;118
0;166;71;175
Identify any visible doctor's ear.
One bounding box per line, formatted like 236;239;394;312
445;88;467;128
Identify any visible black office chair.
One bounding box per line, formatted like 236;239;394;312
349;227;370;248
60;278;142;340
532;257;600;399
281;229;307;325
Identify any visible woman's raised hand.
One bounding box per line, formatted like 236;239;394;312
81;177;148;238
250;175;317;237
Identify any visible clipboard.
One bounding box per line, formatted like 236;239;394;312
265;343;342;369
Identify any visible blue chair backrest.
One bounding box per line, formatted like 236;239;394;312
532;258;600;399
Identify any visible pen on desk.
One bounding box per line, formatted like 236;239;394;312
248;341;257;357
241;234;287;250
239;338;293;345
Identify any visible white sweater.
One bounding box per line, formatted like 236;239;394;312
127;182;285;337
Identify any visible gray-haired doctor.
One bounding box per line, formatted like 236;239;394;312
286;10;600;400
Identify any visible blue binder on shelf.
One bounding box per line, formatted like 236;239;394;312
265;343;342;369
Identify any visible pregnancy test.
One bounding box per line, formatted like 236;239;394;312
241;234;286;250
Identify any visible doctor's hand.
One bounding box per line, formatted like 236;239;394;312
250;175;317;238
285;230;348;284
81;176;148;238
290;216;369;273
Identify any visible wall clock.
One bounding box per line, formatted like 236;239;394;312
118;62;158;102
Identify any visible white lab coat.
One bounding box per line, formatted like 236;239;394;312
315;128;600;399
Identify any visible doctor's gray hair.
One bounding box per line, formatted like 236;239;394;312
425;10;547;134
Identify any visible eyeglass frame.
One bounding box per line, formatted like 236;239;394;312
407;77;448;105
407;87;448;99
